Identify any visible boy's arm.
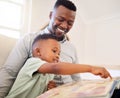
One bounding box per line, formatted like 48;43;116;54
38;62;112;79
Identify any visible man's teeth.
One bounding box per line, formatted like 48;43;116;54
57;28;65;33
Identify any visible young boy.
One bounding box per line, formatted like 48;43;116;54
5;34;112;98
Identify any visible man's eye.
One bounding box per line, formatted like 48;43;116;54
68;21;73;26
56;17;64;22
58;18;64;22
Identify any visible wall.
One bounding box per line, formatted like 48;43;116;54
30;0;55;33
84;18;120;65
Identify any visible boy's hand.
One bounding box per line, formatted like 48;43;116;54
91;66;112;79
47;80;57;90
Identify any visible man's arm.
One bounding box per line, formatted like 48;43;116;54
71;44;81;81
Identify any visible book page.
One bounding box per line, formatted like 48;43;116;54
37;79;119;98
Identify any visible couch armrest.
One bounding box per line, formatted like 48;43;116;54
0;35;17;67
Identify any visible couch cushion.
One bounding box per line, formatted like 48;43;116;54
0;34;17;67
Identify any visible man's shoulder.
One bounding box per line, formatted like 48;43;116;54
24;31;43;38
20;30;44;42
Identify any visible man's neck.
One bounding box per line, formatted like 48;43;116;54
57;36;65;41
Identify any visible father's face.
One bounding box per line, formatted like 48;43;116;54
49;5;76;38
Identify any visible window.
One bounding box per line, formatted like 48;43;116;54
0;0;31;38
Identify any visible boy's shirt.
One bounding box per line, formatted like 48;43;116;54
5;58;54;98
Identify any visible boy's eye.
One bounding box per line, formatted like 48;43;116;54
52;50;57;53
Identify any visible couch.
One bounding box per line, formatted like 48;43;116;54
0;34;17;67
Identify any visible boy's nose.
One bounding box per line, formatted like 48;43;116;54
56;54;59;60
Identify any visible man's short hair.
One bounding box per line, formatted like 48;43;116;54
54;0;76;11
32;34;58;46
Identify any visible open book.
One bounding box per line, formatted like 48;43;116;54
37;78;120;98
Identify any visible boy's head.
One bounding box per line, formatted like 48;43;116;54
32;34;60;63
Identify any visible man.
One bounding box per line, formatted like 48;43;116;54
0;0;80;97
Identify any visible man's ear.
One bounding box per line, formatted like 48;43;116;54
49;11;52;19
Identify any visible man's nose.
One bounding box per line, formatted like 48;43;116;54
61;21;68;29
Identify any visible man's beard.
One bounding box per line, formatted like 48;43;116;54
52;32;65;41
48;26;67;41
54;26;68;41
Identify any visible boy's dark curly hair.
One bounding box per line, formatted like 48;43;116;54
32;34;58;46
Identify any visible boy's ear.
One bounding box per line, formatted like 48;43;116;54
35;48;41;56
